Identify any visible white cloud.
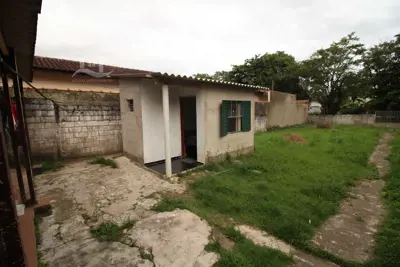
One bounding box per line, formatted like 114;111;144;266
35;0;400;75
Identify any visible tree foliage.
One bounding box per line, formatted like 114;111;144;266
193;32;399;113
300;33;365;114
229;51;307;98
363;34;400;110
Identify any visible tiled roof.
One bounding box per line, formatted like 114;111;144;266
33;56;152;75
34;56;270;91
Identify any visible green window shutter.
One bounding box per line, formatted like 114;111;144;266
221;100;230;137
241;101;251;132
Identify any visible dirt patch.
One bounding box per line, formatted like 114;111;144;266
284;133;308;144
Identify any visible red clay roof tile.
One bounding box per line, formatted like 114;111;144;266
33;56;152;75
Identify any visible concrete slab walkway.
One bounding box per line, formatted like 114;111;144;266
312;133;394;263
35;157;216;267
235;225;339;267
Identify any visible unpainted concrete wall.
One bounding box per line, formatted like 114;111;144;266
205;86;256;162
23;88;122;160
255;91;308;132
308;114;376;125
119;79;144;163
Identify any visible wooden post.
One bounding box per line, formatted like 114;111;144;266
0;61;27;267
11;51;36;204
0;62;26;203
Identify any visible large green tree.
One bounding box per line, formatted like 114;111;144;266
363;34;400;110
228;51;307;98
300;33;366;114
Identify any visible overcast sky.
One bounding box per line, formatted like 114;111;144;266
35;0;400;75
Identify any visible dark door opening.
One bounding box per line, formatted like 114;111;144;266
180;97;197;161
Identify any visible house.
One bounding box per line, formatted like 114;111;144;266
19;56;270;177
116;72;269;177
309;101;322;114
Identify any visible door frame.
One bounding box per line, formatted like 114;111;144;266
179;96;197;158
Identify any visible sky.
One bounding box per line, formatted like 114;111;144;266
35;0;400;76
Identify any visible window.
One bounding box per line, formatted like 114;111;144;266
221;100;251;137
228;101;242;132
127;99;134;112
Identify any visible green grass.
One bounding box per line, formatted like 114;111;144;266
90;220;135;242
139;247;154;262
88;157;118;168
41;159;64;173
154;125;384;247
206;231;292;267
367;133;400;267
34;216;48;267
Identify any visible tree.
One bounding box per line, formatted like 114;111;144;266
363;34;400;110
193;73;214;79
301;33;366;114
228;51;308;99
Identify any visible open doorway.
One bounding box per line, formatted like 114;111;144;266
180;97;197;162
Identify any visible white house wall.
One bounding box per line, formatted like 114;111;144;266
141;81;205;164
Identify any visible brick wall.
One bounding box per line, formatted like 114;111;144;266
23;89;122;160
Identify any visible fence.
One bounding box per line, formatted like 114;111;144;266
23;88;122;160
308;111;400;125
375;111;400;123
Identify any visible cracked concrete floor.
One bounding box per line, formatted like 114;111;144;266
35;157;217;267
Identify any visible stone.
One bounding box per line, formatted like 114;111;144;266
193;252;219;267
129;210;216;267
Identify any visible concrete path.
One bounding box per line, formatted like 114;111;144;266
312;133;394;263
236;225;339;267
35;157;216;267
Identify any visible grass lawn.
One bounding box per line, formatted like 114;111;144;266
156;125;384;249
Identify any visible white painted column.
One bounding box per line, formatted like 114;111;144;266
162;84;172;177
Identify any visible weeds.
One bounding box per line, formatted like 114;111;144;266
41;159;64;173
215;235;292;267
151;198;188;212
205;241;222;253
89;157;118;168
34;216;48;267
90;220;135;242
222;228;245;243
139;247;154;262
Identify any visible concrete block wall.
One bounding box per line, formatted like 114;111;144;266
23;89;122;160
307;114;376;125
255;91;308;132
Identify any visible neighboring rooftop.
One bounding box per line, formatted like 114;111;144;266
33;56;152;75
34;56;271;91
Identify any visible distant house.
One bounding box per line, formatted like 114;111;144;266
117;72;268;177
21;56;146;93
309;101;322;114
